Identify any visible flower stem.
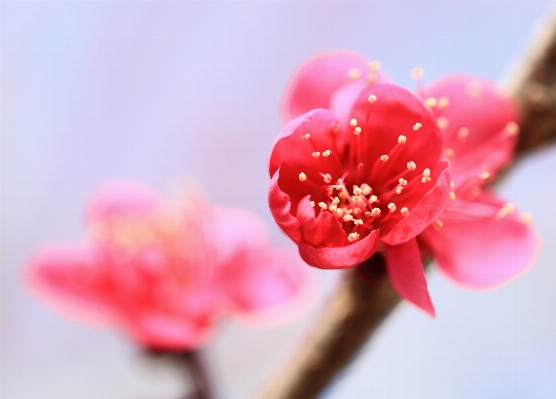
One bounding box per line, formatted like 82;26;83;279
180;350;216;399
254;254;402;399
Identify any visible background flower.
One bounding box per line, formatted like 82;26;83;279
25;181;312;351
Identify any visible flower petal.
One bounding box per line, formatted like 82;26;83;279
281;51;387;122
87;180;165;224
297;195;348;248
420;191;540;289
268;169;302;243
382;160;451;246
299;229;379;269
424;75;519;184
385;238;435;317
24;243;114;324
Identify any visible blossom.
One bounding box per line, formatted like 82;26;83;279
269;62;451;316
418;75;540;289
25;181;311;351
275;50;540;315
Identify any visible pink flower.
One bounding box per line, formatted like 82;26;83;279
25;181;311;351
418;75;541;289
275;51;540;314
269;53;452;316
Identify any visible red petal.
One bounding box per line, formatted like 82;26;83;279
420;191;540;289
382;161;451;246
385;238;435;317
281;51;387;122
24;243;115;324
299;229;379;269
425;75;519;184
268;169;302;243
297;196;348;248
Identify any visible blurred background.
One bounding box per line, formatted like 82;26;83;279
2;1;556;398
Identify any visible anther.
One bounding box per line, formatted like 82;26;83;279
407;161;416;171
458;127;469;139
354;219;364;225
348;232;360;242
368;94;377;103
353;126;362;135
350;118;358;127
521;213;533;224
336;208;344;217
371;208;381;216
332;197;340;205
369;60;381;71
437;117;449;130
424;97;437;108
413;123;422;131
299;172;307;182
400;207;409;216
388;203;396;212
450;181;455;188
506;121;519;136
323;174;332;184
380;155;389;162
343;214;354;222
365;212;371;217
399;178;408;186
361;184;372;195
398;135;407;144
348;67;361;80
369;195;378;203
410;67;424;79
318;202;327;210
303;134;311;139
445;149;455;157
438;97;450;109
323;150;331;157
312;152;320;158
353;185;363;196
497;202;516;219
432;219;443;230
396;185;403;195
449;191;456;200
481;171;491;181
310;201;315;207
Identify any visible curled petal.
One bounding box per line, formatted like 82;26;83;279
420;192;541;289
281;51;387;122
385;238;435;317
297;196;348;248
299;229;379;269
24;244;114;324
382;161;451;246
268;169;302;243
425;74;519;183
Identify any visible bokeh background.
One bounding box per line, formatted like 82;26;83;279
3;1;556;398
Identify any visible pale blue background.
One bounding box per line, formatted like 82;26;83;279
2;1;556;398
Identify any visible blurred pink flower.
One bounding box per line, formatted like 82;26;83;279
25;181;312;351
274;51;540;315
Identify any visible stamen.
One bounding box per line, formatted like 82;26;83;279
438;97;450;109
323;174;332;184
336;208;344;217
407;161;416;171
388;203;396;212
380;155;389;162
424;97;437;108
299;172;307;182
437;117;449;130
445;148;455;157
353;185;363;196
310;201;315;207
343;214;353;222
348;232;360;242
410;67;424;79
506;121;519;136
521;213;533;224
413;123;422;131
369;195;378;203
371;208;381;216
322;150;331;157
368;94;377;103
481;171;491;181
318;202;327;210
354;219;364;225
449;191;456;200
312;152;321;158
369;60;381;71
303;134;311;139
353;126;362;135
432;219;443;230
396;185;403;195
458;127;469;139
361;184;372;195
400;207;409;216
398;135;407;144
399;178;408;186
348;68;361;80
450;181;455;188
497;202;516;219
422;168;431;183
350;118;358;127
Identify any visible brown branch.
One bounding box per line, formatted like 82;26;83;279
254;8;556;399
508;6;556;155
253;254;402;399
